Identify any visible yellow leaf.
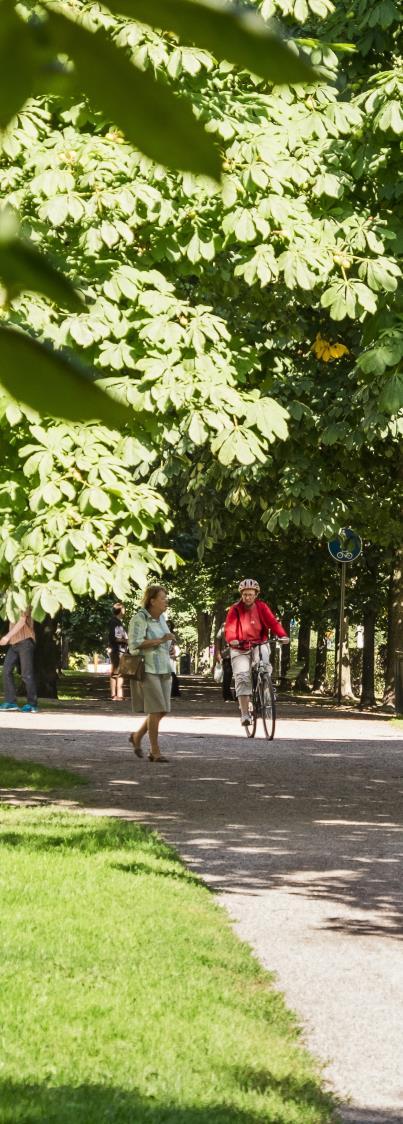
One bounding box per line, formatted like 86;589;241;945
330;342;349;358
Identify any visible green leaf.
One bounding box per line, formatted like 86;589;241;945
59;562;90;596
0;232;83;312
46;11;221;180
379;372;403;415
278;249;317;290
39;195;70;227
359;257;400;293
111;0;316;84
354;283;377;314
213;427;260;466
312;172;343;198
0;327;131;428
376;99;403;135
0;5;35;129
246;398;289;441
188;413;208;445
5;403;22;426
278;509;291;530
234;210;256;243
42;481;62;505
39;588;60;617
358;337;403;376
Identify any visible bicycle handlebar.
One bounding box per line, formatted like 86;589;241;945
230;637;289;650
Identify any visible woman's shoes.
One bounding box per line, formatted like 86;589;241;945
129;734;169;762
129;733;143;758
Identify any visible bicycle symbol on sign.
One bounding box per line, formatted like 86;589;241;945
336;549;353;561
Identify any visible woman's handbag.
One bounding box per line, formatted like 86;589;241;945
118;651;145;681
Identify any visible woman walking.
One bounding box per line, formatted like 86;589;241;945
128;585;175;763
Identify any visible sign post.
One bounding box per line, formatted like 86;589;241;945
328;528;362;705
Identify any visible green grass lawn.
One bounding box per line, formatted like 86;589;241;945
0;809;336;1124
0;756;87;791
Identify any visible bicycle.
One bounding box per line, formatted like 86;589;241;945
244;642;276;740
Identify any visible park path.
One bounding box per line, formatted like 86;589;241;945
1;678;403;1124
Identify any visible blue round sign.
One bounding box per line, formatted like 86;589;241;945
328;527;362;563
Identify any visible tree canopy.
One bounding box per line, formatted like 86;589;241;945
0;0;401;639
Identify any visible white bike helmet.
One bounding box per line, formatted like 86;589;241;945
238;578;260;592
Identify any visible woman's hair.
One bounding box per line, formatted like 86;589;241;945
142;585;166;611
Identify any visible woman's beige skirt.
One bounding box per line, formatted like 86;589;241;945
130;673;172;714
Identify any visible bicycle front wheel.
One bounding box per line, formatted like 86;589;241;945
259;676;276;740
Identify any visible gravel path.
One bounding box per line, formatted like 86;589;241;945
1;681;402;1123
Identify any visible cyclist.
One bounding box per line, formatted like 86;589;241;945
225;579;289;727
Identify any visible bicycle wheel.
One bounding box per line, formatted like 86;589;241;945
244;676;257;738
259;675;276;740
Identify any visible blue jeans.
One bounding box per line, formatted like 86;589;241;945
3;639;37;706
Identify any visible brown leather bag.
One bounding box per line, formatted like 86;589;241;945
118;651;145;680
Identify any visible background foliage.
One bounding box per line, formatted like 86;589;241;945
0;0;401;702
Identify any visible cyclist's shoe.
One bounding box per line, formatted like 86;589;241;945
241;713;251;726
0;701;20;711
20;704;39;713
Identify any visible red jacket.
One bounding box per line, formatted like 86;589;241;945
225;600;287;650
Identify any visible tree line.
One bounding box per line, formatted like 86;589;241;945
0;0;402;706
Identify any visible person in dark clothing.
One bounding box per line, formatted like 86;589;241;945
167;619;181;697
215;622;233;702
0;609;38;712
108;603;128;701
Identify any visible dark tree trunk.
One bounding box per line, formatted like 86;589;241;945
313;626;327;692
214;600;227;636
34;618;59;698
60;633;69;671
361;605;376;707
384;546;403;709
295;613;311;691
333;616;339;696
279;610;292;690
196;610;213;671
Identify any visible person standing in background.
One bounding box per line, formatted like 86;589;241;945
167;619;181;698
215;619;233;702
108;603;128;701
0;608;38;712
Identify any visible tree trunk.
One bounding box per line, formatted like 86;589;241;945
333;616;339;696
313;626;327;692
196;610;213;671
34;618;59;698
384;546;403;708
295;613;311;691
361;605;376;707
279;610;292;690
60;633;69;671
214;600;227;634
340;616;355;700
